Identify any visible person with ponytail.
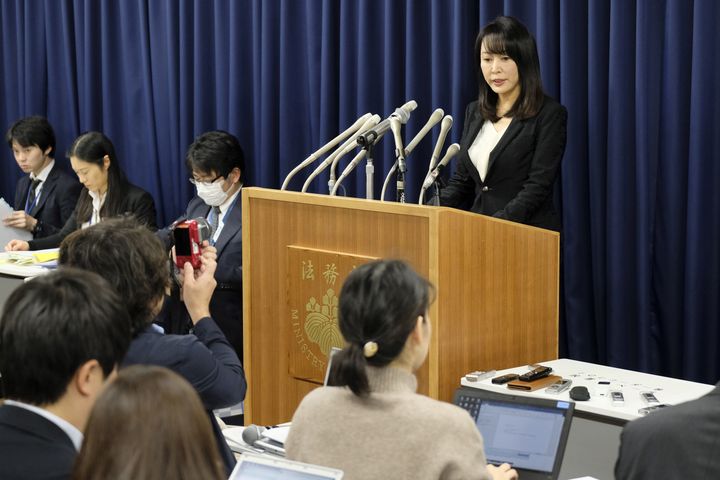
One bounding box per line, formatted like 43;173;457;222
5;131;157;251
286;260;517;480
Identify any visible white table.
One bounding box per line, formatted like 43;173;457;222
0;260;51;312
460;358;714;480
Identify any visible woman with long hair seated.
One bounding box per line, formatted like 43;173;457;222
5;131;156;251
72;365;225;480
286;259;517;480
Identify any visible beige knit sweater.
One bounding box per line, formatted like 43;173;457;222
286;366;492;480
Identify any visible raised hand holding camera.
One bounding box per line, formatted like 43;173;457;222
181;241;218;324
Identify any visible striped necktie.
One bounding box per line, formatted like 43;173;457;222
26;178;42;213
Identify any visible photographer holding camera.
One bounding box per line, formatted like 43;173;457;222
59;218;246;475
157;131;245;359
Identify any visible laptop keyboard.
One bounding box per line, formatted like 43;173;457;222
456;394;480;419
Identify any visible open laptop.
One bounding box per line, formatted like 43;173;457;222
229;453;344;479
323;346;343;386
453;387;574;480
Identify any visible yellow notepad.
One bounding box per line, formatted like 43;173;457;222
3;249;59;265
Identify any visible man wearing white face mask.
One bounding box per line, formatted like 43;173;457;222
158;131;246;360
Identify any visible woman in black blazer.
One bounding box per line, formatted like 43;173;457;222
5;131;157;251
441;16;567;231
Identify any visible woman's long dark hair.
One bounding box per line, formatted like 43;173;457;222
67;132;129;223
72;366;225;480
329;260;433;397
475;16;545;121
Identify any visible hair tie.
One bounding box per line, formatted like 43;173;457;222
363;341;378;358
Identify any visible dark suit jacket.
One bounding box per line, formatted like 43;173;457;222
13;163;81;239
615;383;720;479
440;96;567;231
123;317;247;474
28;182;157;250
0;404;77;480
158;194;243;356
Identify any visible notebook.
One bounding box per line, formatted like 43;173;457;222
229;453;344;479
453;387;574;480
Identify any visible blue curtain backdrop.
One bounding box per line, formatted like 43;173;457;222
1;0;718;383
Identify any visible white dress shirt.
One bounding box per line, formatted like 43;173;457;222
211;186;241;243
81;190;107;229
26;159;55;206
468;120;506;181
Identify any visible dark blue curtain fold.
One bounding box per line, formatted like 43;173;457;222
1;0;719;383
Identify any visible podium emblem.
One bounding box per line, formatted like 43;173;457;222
287;246;375;383
305;289;342;356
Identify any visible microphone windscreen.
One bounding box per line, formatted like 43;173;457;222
439;143;461;167
241;424;266;446
395;100;418;122
440;115;454;130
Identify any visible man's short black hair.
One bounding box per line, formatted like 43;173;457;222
5;116;56;158
0;268;131;405
58;217;170;337
185;130;245;180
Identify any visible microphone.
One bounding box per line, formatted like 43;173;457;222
428;115;453;172
422;143;460;190
328;114;382;191
379;108;446;202
241;424;286;456
404;108;444;157
241;425;267;446
390;117;408;203
356;100;417;147
390;117;405;167
301;114;381;193
330;149;368;196
281;113;372;190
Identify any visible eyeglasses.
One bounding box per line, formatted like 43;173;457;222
189;175;223;186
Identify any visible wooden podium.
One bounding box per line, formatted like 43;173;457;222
242;187;559;425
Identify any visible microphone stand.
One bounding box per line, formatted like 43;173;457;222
427;176;446;206
428;181;441;206
364;138;376;200
358;131;378;200
396;153;407;203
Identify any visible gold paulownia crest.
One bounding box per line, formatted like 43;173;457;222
304;288;343;356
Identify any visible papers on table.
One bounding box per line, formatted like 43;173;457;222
1;248;59;267
261;425;291;445
0;197;33;248
0;248;58;278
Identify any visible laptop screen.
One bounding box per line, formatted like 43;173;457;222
454;388;574;480
233;462;335;480
230;453;343;480
323;347;342;386
476;400;569;471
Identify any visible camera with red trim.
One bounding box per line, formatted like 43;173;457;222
172;218;212;270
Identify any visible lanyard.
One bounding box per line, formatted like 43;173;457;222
210;194;239;245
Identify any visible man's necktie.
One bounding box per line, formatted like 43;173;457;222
208;206;221;234
26;178;42;213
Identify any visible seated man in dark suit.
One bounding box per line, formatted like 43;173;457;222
3;116;81;238
615;383;720;479
59;217;247;475
0;269;131;480
158;130;245;358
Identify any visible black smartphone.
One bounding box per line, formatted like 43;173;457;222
491;373;519;385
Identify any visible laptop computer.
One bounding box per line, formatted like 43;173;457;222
453;387;574;480
229;453;344;479
323;346;343;386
